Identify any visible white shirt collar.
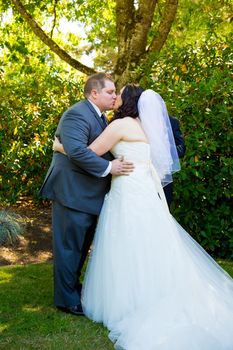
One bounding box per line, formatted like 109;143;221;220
88;99;102;117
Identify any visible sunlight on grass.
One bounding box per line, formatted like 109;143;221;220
0;325;9;332
218;260;233;276
22;306;43;313
0;261;232;350
0;269;13;284
0;263;113;350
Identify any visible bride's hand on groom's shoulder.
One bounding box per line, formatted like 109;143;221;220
110;158;134;176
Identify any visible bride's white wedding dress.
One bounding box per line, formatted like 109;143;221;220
82;141;233;350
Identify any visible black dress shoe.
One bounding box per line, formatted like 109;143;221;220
57;304;84;316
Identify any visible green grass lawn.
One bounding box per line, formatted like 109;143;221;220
0;263;112;350
0;261;233;350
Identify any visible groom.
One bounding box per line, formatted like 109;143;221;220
40;73;134;316
164;115;186;208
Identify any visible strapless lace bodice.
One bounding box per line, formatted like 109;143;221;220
109;141;169;214
111;141;150;163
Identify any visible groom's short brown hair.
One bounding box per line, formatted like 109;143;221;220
84;73;114;97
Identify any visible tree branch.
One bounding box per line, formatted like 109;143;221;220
11;0;96;75
148;0;178;53
50;0;58;38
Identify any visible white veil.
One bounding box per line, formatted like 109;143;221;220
138;89;180;187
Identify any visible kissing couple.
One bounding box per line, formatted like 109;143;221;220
40;73;233;349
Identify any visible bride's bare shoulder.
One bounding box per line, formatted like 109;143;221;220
111;117;136;124
109;117;132;127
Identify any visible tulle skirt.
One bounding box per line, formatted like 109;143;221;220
82;172;233;350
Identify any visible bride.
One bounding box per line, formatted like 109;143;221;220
54;85;233;349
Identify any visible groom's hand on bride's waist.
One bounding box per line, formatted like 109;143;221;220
110;158;134;176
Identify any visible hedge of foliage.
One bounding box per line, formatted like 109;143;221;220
0;59;84;202
147;34;232;259
0;34;232;258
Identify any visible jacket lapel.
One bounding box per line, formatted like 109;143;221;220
84;99;106;130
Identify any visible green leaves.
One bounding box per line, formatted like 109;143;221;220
0;0;232;258
0;30;84;203
152;34;233;259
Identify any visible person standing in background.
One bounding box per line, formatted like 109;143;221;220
163;115;186;208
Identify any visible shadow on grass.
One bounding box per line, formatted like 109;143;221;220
0;263;113;350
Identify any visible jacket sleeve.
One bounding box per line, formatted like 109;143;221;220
58;109;110;177
170;116;186;158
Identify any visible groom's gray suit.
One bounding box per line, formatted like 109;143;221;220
40;99;112;307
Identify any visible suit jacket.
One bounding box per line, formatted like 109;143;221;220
164;116;186;207
39;99;113;215
169;116;186;158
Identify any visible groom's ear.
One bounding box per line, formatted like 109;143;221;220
90;89;98;100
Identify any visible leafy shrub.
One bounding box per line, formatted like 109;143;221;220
144;34;233;259
0;57;84;203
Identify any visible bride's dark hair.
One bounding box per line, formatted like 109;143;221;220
112;84;144;120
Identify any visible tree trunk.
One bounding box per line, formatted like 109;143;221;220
114;0;178;87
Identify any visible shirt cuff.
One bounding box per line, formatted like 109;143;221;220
101;161;112;177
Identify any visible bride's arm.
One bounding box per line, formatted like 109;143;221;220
88;120;123;156
53;120;124;156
